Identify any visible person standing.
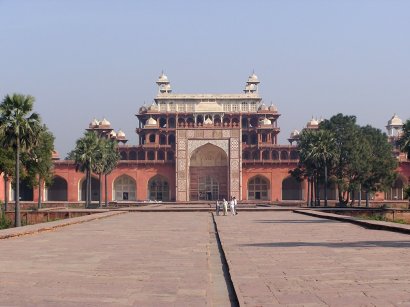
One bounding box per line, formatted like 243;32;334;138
223;198;228;216
233;196;238;215
215;200;220;216
230;197;236;216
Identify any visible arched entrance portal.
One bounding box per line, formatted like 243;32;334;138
80;177;100;201
113;175;136;201
282;176;304;200
148;175;169;201
47;176;68;201
248;176;270;200
189;143;228;201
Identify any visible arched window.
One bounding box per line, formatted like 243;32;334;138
248;176;270;200
242;133;249;144
168;134;176;145
262;150;270;160
149;134;156;143
159;117;167;128
282;176;303;200
167;151;174;161
113;175;136;201
129;151;137;160
47;176;68;201
168;117;176;128
214;115;221;126
137;150;145;160
280;151;288;160
250;133;257;145
241;101;248;112
148;176;169;201
80;177;100;201
159;134;167;145
242;117;248;128
252;151;259;160
272;151;279;160
158;150;165;160
290;150;299;160
232;118;240;127
147;151;155;160
120;151;127;160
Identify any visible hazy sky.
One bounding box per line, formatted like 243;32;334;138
1;0;409;157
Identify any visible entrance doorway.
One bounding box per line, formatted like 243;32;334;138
189;143;228;201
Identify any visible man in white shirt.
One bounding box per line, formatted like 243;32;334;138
230;197;236;216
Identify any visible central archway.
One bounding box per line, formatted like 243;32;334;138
189;143;228;201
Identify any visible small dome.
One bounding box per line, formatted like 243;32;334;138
258;103;268;111
307;117;319;127
290;129;300;138
147;102;159;112
268;104;278;112
157;72;169;83
388;114;403;126
100;118;111;126
259;117;271;125
109;130;117;138
139;105;147;113
204;117;213;125
247;72;260;83
117;130;126;138
90;118;99;127
146;116;157;126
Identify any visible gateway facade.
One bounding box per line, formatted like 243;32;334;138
1;73;409;204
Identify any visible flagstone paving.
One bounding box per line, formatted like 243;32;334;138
1;210;410;306
0;212;231;306
214;211;410;306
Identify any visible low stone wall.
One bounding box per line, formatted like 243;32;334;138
322;208;410;224
4;211;95;226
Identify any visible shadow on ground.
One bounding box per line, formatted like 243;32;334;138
254;219;338;224
241;240;410;248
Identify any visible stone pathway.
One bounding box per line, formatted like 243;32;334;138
215;211;410;306
0;212;232;306
2;210;410;306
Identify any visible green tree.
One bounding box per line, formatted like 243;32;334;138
69;131;99;208
398;119;410;159
0;147;15;212
23;126;55;209
0;94;41;227
320;114;367;206
360;126;397;207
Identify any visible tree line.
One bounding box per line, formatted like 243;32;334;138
293;113;410;207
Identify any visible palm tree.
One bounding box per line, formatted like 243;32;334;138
0;94;41;227
297;129;336;207
102;139;120;207
305;130;337;207
70;131;99;208
24;126;55;209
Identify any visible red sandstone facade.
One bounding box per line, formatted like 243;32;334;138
2;74;410;204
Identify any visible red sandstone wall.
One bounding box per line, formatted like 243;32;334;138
51;161;176;202
242;163;306;201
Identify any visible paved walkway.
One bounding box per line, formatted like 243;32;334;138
1;211;410;306
0;212;231;306
215;211;410;306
